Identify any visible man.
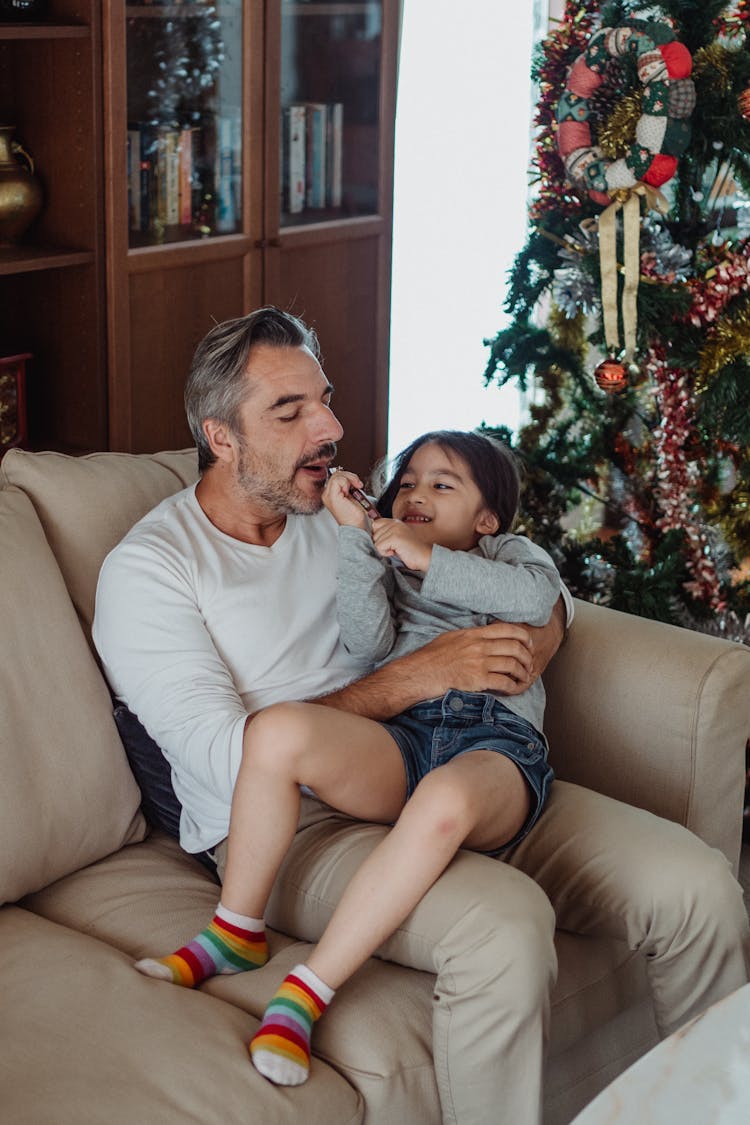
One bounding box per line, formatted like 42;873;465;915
94;307;749;1125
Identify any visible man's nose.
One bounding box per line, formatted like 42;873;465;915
311;402;344;443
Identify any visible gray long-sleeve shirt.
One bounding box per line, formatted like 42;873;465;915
336;526;561;733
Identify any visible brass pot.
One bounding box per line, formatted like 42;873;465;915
0;125;43;245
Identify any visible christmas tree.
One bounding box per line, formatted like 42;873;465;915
484;0;750;643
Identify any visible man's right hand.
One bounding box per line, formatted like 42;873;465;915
411;622;534;696
318;620;535;722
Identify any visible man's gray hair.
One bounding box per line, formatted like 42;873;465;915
185;306;320;471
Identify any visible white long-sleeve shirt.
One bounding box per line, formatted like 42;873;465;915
93;486;369;852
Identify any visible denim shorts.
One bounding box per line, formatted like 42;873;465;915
381;690;554;854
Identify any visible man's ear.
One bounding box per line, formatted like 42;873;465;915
475;509;500;536
202;418;237;465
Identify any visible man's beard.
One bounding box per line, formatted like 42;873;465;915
235;437;337;515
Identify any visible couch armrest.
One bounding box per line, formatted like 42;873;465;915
543;599;750;870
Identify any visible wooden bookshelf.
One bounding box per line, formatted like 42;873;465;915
0;0;396;468
0;1;107;452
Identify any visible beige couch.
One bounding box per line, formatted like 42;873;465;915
2;446;749;1125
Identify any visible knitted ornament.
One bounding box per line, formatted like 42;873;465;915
557;18;694;207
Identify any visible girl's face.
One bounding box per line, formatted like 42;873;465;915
390;442;499;551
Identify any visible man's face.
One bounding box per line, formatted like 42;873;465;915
232;343;344;515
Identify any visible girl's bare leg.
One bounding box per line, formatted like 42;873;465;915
250;749;530;1085
220;701;407;917
307;750;530;988
135;701;405;987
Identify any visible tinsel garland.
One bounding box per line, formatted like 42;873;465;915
697;299;750;386
598;92;643;159
706;485;750;559
692;43;732;91
688;244;750;327
647;345;724;606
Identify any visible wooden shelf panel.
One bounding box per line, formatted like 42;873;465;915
280;213;384;248
0;23;89;40
283;3;377;14
127;232;254;273
0;246;94;276
124;4;217;17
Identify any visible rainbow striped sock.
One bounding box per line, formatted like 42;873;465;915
134;904;267;987
250;964;335;1085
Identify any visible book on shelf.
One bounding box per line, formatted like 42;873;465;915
127;122;199;236
156;129;181;227
326;101;343;208
127;123;156;234
305;103;327;209
282;104;306;215
127;127;141;231
215;113;241;233
178;126;193;226
281;101;343;217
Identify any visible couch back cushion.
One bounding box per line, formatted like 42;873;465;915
0;487;148;904
1;448;199;638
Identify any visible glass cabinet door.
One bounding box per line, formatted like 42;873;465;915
125;1;243;246
280;1;383;227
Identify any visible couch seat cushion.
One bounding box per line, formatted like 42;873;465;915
22;832;441;1123
0;905;361;1125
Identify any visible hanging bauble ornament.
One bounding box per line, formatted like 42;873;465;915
594;355;628;393
738;87;750;120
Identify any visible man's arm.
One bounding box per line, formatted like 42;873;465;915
316;596;566;722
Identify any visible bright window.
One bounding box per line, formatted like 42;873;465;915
387;1;538;462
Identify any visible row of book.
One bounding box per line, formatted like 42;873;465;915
282;102;344;215
127;117;241;236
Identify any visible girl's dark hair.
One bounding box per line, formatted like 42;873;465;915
376;430;520;535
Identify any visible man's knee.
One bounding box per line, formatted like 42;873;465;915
665;840;748;942
386;849;557;1002
630;827;748;953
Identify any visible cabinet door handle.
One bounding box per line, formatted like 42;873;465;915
253;238;282;249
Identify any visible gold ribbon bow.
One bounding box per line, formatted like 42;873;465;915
596;182;669;363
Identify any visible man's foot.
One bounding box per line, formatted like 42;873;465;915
249;964;335;1085
135;904;267;987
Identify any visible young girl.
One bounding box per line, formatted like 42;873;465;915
135;429;561;1086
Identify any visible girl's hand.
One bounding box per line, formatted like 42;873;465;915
371;518;433;572
322;468;370;529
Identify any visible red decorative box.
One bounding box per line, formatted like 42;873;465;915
0;353;31;453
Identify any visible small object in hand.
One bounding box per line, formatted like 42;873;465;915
331;466;379;518
594;356;628;394
348;485;379;519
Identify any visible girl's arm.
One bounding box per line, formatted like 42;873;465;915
336;526;397;661
421;535;561;626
